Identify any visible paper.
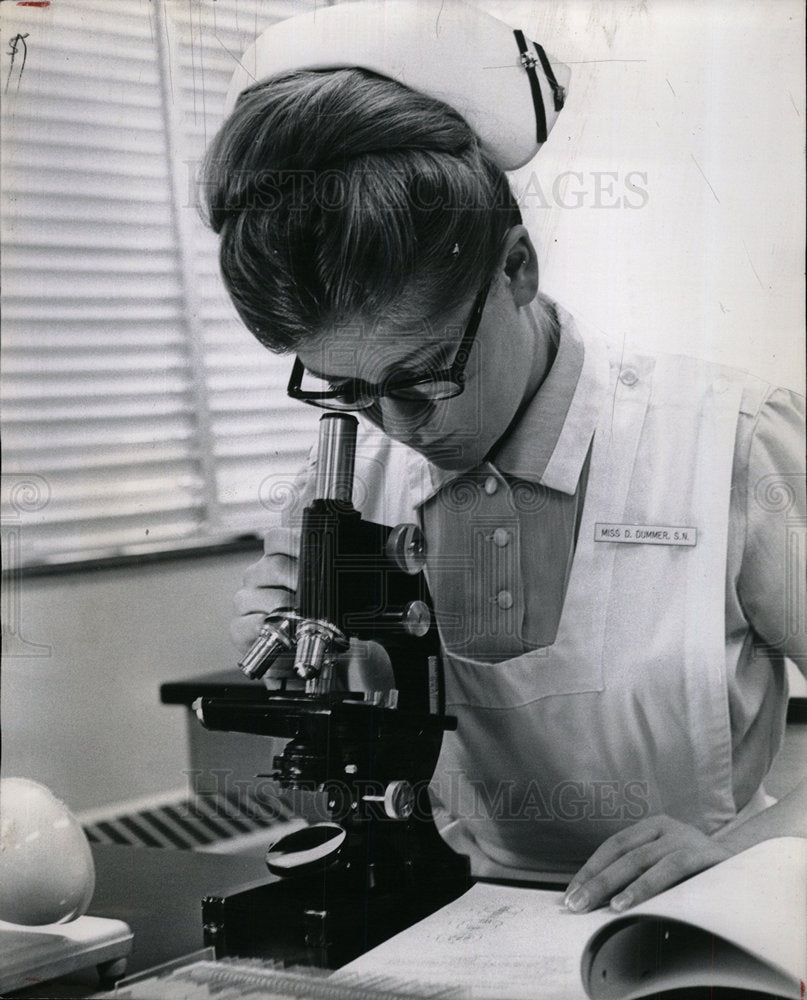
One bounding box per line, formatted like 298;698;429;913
583;837;807;1000
332;883;612;999
332;838;807;1000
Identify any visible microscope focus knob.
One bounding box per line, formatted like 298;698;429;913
401;600;431;637
379;601;432;637
386;523;427;574
383;780;415;820
362;780;414;819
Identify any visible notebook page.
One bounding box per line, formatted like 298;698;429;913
332;883;613;1000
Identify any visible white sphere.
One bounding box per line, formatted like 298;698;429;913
0;777;95;925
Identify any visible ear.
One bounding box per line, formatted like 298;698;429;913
500;225;539;307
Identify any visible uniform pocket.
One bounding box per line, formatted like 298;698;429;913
441;635;604;710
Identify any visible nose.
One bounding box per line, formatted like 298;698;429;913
368;397;437;438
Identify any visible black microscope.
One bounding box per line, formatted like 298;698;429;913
193;413;469;968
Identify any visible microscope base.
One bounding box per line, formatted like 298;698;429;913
202;860;470;969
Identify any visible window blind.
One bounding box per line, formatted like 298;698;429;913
0;0;321;568
164;0;323;534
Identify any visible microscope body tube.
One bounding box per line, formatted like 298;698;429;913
313;413;358;502
237;415;358;682
294;414;358;679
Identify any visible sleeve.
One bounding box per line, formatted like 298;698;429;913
278;442;317;532
736;386;806;669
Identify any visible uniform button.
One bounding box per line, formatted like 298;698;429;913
619;367;638;386
483;476;498;495
492;528;510;548
496;590;514;610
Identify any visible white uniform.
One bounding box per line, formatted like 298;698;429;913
283;302;806;877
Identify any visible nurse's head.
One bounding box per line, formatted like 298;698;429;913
202;69;557;469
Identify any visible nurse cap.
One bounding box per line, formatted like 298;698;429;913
225;0;570;171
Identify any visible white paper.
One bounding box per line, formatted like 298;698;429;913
333;839;807;1000
333;883;612;1000
583;837;807;1000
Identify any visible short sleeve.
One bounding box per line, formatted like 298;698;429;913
737;386;806;667
278;441;318;531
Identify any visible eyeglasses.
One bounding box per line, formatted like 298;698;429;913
287;279;492;411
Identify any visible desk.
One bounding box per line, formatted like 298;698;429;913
8;707;805;999
87;845;271;974
4;846;272;999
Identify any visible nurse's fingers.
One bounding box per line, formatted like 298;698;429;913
565;816;733;913
608;836;732;912
607;852;701;912
564;816;663;901
229;530;300;655
242;552;297;593
233;585;295;619
564;836;667;913
263;526;299;558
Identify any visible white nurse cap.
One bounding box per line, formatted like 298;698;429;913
225;0;570;171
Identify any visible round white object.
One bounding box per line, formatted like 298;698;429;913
0;777;95;925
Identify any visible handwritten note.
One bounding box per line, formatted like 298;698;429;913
332;884;612;999
5;31;29;93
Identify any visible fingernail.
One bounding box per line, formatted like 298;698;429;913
565;888;590;912
610;892;632;912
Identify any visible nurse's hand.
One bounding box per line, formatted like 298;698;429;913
231;527;298;654
563;815;733;913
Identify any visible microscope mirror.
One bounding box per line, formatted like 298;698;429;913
265;823;346;877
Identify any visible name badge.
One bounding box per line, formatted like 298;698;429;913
594;523;697;547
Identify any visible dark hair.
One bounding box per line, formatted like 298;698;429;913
201;69;521;352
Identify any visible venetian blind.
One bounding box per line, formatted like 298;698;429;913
0;0;321;568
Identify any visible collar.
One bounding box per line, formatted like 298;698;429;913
407;303;610;505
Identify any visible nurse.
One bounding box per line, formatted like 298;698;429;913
202;1;806;913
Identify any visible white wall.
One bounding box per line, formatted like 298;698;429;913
1;552;253;812
493;0;805;390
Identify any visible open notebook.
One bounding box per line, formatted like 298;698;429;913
331;837;806;999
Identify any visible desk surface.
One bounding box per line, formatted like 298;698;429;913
8;820;805;1000
87;844;271;974
7;703;804;998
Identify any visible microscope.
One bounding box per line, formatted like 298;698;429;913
194;414;469;968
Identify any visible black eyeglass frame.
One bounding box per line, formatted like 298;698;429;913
287;278;492;411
